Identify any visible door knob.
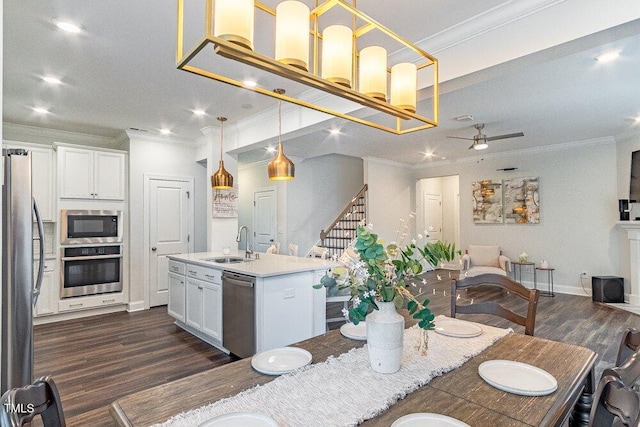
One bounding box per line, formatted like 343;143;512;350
151;246;157;251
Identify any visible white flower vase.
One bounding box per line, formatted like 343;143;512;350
366;301;405;374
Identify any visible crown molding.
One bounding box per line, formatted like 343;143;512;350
412;135;616;169
615;127;640;143
123;128;199;147
3;122;119;147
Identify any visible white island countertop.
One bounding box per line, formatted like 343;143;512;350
168;251;337;278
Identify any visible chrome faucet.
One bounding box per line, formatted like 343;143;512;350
236;225;253;259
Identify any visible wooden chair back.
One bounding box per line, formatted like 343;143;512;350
0;376;66;427
451;273;540;336
618;328;640;366
590;374;640;426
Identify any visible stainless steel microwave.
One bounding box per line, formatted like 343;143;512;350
60;210;123;245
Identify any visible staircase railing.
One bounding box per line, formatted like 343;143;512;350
319;184;368;259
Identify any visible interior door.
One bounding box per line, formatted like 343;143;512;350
149;178;193;307
424;193;442;243
253;188;276;253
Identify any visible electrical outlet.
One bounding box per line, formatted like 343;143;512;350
581;271;588;277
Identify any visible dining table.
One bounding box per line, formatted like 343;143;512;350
110;313;596;427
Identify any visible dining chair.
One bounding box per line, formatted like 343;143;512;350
589;374;640;427
451;273;540;335
0;376;66;427
265;244;277;254
288;243;299;256
617;328;640;366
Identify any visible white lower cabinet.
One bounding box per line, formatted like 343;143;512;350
168;260;223;347
34;259;57;317
168;272;185;322
185;277;223;341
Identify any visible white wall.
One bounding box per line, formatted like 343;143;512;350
287;154;364;256
413;139;619;296
238;154;364;256
128;133;208;307
365;157;415;245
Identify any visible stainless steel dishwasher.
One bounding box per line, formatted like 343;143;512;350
222;271;256;358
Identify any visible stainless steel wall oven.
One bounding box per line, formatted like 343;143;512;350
60;245;123;298
60;210;123;245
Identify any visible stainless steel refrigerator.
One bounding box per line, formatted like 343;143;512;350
1;148;45;394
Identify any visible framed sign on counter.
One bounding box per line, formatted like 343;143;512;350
213;187;238;218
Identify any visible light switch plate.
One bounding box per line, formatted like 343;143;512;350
283;288;295;299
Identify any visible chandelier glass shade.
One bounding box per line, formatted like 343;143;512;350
176;0;439;135
211;117;234;189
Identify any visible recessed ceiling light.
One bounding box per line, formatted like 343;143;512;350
423;152;434;158
266;146;276;153
160;128;171;135
595;50;620;63
193;109;206;116
42;76;62;84
634;116;640;124
454;115;474;122
243;79;257;87
52;18;83;34
32;107;50;114
329;128;340;135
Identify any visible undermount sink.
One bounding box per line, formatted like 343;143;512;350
203;256;246;264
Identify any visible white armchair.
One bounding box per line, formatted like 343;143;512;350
462;245;511;277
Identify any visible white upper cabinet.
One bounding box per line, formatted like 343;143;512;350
58;146;125;200
4;143;55;221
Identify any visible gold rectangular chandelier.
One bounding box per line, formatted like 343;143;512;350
176;0;439;134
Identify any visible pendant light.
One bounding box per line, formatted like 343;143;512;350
212;117;234;189
268;89;295;181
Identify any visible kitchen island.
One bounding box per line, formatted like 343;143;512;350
167;251;336;355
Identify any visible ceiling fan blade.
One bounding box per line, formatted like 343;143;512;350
486;132;524;141
468;143;475;150
447;136;474;141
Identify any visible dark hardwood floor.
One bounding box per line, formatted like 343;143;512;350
34;270;640;426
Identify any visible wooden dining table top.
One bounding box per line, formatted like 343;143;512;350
110;319;596;427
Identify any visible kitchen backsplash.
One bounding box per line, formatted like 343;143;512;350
33;222;55;257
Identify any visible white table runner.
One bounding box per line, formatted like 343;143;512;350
153;316;511;427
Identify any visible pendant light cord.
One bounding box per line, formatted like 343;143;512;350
278;99;282;144
220;120;224;159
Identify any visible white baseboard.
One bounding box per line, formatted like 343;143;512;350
127;300;146;312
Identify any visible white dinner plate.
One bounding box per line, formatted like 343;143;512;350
478;360;558;396
340;321;367;340
434;319;483;338
391;413;470;427
251;347;312;375
198;412;278;427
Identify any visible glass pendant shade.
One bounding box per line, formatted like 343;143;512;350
390;62;417;113
359;46;387;101
214;0;254;50
212;116;234;189
212;160;233;189
275;1;310;71
268;142;295;180
321;25;353;88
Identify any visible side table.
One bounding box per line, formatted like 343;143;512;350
535;267;555;297
512;261;536;285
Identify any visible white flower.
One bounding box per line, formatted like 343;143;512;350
417;234;423;240
367;223;374;230
353;296;361;307
411;239;417;245
341;308;349;317
422;278;427;285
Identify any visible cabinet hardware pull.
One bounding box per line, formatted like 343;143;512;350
198;286;203;290
69;303;83;307
189;270;197;274
103;299;115;303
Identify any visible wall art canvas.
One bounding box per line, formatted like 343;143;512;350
212;187;238;218
503;177;540;224
472;179;503;223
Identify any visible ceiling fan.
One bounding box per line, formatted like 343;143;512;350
448;123;524;150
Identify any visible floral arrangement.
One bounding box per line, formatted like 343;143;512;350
315;223;460;354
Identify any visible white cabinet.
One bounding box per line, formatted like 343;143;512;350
58;146;125;200
4;143;55;221
185;277;223;341
168;272;185;322
34;260;57;317
168;260;223;345
202;282;222;340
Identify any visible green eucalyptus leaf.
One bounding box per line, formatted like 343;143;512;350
407;300;417;314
